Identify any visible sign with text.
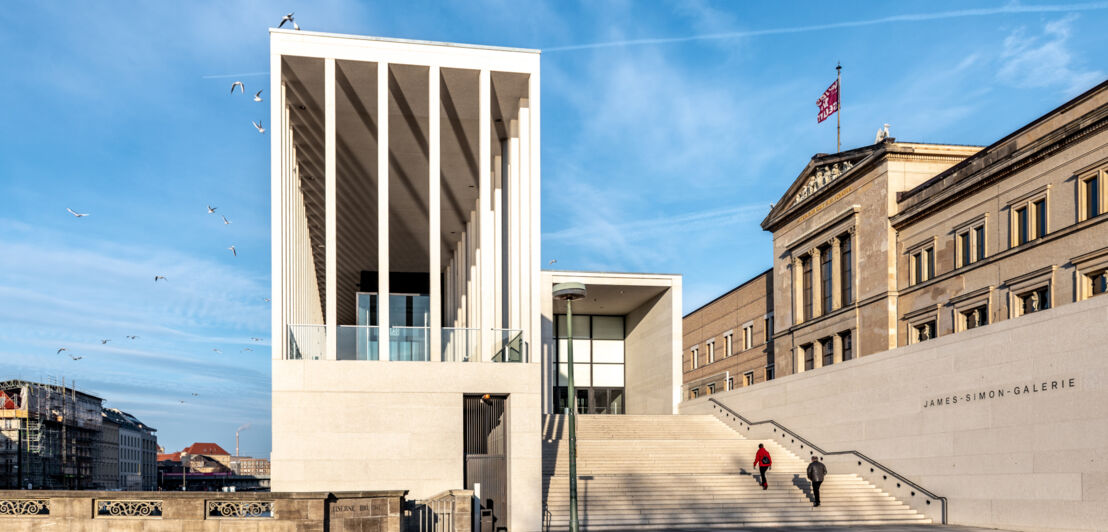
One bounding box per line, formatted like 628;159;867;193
817;79;839;123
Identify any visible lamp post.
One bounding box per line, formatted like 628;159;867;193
181;452;188;491
553;282;586;532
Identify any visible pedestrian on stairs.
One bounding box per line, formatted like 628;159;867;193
754;443;772;490
807;456;828;507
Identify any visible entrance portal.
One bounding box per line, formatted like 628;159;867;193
463;395;507;531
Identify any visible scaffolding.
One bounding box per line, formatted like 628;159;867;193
0;378;103;490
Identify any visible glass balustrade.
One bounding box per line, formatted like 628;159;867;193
286;325;529;362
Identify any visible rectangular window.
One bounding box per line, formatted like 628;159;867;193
1084;174;1101;220
743;324;754;350
690;388;700;399
765;365;775;381
958;232;971;268
840;235;853;305
707;341;715;364
1091;270;1108;297
821;337;834;366
802;255;813;321
764;315;774;342
803;344;814;371
913;320;937;343
1016;206;1029;245
1034;199;1047;239
840;330;853;361
975;225;986;262
743;371;754;387
820;245;832;314
963;305;988;330
690;347;698;370
726;377;734;391
706;383;715;395
911;246;934;284
725;334;733;358
1019;286;1050;315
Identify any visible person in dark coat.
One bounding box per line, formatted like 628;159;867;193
753;443;772;490
806;456;828;507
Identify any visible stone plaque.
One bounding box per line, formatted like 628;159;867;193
329;498;386;519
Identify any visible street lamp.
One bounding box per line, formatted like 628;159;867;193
552;281;586;532
181;452;188;491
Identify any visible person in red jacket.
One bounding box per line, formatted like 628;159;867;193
754;443;772;490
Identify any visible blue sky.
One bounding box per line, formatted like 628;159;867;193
1;1;1105;458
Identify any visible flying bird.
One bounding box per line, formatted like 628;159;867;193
254;90;264;102
100;339;110;344
212;348;222;353
263;298;271;302
222;215;231;225
191;393;199;397
66;208;89;217
279;12;295;28
230;81;244;94
154;275;167;282
251;337;262;342
252;120;266;134
126;335;138;340
228;245;237;257
242;347;254;352
207;205;218;214
68;354;83;361
548;259;557;265
57;348;67;354
179;400;186;404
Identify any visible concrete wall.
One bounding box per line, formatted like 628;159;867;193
271;360;541;532
681;295;1108;532
0;490;404;532
624;286;680;414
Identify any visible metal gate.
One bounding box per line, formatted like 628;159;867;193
464;395;507;531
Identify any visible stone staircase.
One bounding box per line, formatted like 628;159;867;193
541;414;930;530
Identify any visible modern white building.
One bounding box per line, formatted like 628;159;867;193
268;30;683;531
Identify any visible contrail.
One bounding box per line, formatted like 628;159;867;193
201;72;269;79
544;2;1108;52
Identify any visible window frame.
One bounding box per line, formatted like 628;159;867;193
706;339;715;364
839;330;853;361
840;232;854;305
1008;186;1051;248
1079;168;1105;222
1005;265;1055;319
723;330;733;358
690;346;699;370
820;336;834;367
742;322;754;350
802;343;815;371
743;371;754;387
1072;247;1108;300
907;238;937;285
802;254;814;321
954;215;988;269
904;304;941;345
949;286;993;333
819;243;833;314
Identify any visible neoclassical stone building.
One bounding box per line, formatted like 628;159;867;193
684;79;1108;392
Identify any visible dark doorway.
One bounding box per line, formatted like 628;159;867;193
464;395;508;531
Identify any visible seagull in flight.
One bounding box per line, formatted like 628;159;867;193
68;354;83;361
179;400;186;404
213;348;222;354
57;348;67;354
66;208;89;218
263;298;271;303
126;335;138;340
207;205;218;214
254;90;264;102
222;215;231;225
279;12;298;29
242;347;254;352
154;275;167;282
228;245;237;257
191;393;199;397
251;337;262;342
100;339;110;345
252;120;266;134
230;81;245;94
548;259;557;265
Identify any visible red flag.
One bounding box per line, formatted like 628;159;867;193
817;79;839;123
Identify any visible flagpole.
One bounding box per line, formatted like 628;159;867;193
836;62;842;153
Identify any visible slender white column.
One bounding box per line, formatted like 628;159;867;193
517;102;531;349
527;71;542;358
377;61;391;361
270;53;283;360
507;120;521;331
479;70;493;360
324;58;338;361
494;152;504;331
429;65;442;362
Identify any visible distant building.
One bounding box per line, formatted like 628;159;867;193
181;442;232;473
230;456;270;477
0;379;102;490
102;408;157;490
93;413;119;490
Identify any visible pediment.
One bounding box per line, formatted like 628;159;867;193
761;144;879;230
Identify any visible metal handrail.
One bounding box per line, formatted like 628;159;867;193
706;397;947;524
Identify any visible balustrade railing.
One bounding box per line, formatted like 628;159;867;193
287;325;529;363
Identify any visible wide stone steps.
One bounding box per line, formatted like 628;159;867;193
542;414;929;530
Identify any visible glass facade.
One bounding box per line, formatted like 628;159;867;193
355;292;430;360
554;315;625;414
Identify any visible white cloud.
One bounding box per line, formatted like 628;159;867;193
998;15;1105;95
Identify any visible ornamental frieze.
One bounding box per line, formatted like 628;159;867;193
794;161;854;205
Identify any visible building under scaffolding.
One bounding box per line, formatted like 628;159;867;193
0;379;103;490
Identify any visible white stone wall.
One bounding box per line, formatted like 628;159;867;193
271;360;542;532
682;295;1108;532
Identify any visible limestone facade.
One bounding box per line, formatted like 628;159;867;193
685;80;1108;388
